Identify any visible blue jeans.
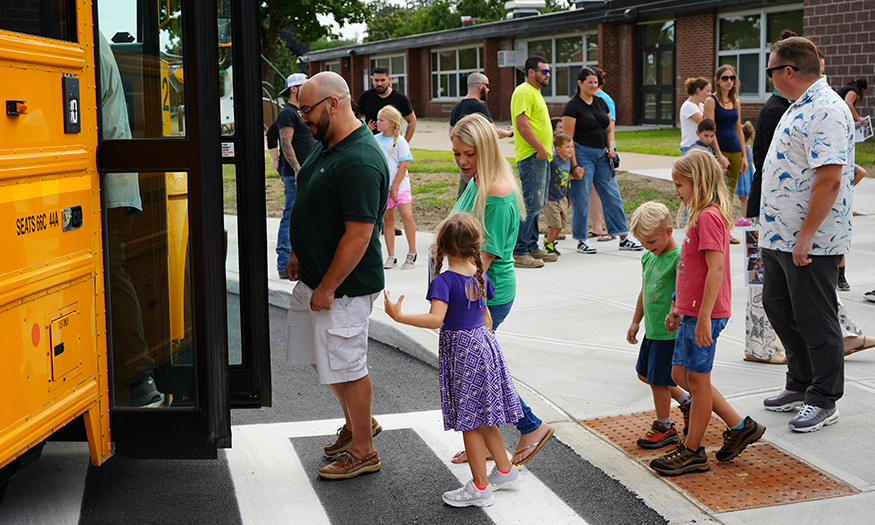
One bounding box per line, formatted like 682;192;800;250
276;165;297;273
569;143;629;241
488;300;542;435
514;154;550;255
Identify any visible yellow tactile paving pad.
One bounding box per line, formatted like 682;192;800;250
580;409;860;512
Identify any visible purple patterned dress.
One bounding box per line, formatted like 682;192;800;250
427;271;523;432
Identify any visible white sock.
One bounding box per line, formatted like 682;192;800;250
677;393;691;406
656;417;671;426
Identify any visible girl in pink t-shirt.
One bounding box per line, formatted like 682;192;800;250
650;149;765;476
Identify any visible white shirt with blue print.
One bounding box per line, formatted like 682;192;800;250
759;77;855;255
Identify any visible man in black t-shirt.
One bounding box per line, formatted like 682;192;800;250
356;66;417;143
449;73;513;137
448;72;513;197
275;73;316;279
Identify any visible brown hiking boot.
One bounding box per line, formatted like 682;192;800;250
513;254;544;268
318;450;381;480
530;249;558;262
323;417;382;456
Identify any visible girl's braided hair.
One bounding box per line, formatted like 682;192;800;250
433;212;493;330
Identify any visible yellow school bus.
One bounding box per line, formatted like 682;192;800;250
1;0;271;483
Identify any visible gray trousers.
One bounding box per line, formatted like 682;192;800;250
761;248;844;409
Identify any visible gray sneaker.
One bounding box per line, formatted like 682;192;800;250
129;374;167;408
488;465;521;491
763;389;805;412
789;404;839;433
442;480;494;507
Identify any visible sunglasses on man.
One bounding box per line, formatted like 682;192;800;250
766;65;800;78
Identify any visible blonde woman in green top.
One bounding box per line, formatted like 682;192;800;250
447;113;557;466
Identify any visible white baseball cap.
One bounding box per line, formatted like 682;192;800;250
279;73;308;97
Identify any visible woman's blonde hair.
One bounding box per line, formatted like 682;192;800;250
449;113;526;227
671;149;733;228
377;105;404;154
629;201;672;240
714;64;739;107
433;212;493;330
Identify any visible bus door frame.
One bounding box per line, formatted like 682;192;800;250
95;0;270;459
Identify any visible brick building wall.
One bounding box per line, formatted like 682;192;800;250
598;22;636;126
804;0;875;119
675;13;716;126
309;2;869;128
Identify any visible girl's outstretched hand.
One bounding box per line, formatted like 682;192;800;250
383;290;405;321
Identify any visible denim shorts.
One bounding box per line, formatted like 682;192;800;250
671;316;729;373
635;337;677;386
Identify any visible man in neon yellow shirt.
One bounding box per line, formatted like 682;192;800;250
511;55;555;268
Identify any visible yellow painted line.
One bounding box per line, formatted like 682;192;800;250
0;176;90;205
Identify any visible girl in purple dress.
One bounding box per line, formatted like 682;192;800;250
384;212;523;508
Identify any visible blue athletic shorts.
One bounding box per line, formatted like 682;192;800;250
635;337;677;386
671;316;728;373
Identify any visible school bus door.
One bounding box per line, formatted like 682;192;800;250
96;0;271;458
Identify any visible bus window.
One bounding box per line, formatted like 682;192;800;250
0;0;77;42
97;1;194;408
106;171;195;408
218;1;234;136
97;0;185;138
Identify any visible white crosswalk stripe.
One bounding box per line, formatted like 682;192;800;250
227;410;590;524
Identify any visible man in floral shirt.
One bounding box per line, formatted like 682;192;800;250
759;37;855;433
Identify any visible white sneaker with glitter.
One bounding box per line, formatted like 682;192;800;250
442;480;494;507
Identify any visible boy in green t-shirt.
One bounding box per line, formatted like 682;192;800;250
626;202;691;449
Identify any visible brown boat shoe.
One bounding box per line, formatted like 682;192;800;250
317;450;381;480
323;417;382;456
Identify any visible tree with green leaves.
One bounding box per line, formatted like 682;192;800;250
260;0;370;81
365;0;574;42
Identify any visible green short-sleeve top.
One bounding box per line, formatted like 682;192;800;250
451;181;520;306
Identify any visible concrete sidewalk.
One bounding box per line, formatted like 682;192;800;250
238;144;875;524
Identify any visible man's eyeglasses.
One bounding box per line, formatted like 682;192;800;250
298;96;331;118
766;65;800;78
539;69;551;75
479;83;490;87
720;75;736;82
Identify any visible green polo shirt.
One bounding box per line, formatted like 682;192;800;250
290;124;390;297
511;82;553;163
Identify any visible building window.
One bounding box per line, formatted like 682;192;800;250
430;46;484;100
516;33;598;100
370;55;407;94
718;5;803;100
325;61;341;73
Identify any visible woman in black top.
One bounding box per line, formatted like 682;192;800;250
837;78;868;124
562;68;641;254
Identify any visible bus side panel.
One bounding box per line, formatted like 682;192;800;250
0;26;111;469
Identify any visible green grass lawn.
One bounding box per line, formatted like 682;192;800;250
615;128;682;156
408;148;457;173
